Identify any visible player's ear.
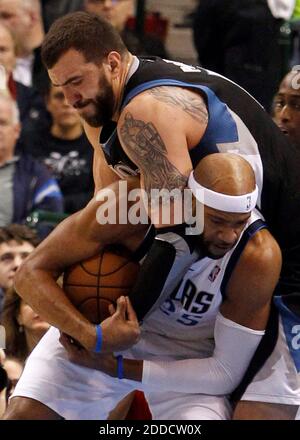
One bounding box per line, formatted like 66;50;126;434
106;52;122;77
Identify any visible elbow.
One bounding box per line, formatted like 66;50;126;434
14;259;34;300
214;372;243;396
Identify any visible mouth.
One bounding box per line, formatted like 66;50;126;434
74;101;93;110
278;126;289;135
216;243;231;249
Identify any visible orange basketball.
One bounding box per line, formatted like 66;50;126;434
63;247;140;324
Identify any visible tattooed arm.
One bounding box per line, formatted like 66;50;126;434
117;86;208;228
115;87;208;321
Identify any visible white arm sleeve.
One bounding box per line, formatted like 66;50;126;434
142;313;265;395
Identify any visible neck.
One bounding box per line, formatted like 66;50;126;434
25;330;42;354
51;123;83;141
112;53;135;121
0;152;14;167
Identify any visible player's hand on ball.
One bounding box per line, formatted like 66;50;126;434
100;296;141;353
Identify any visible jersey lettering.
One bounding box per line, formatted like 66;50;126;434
160;279;214;326
163;59;202;74
291;325;300;350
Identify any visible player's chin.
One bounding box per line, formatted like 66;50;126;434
208;246;229;259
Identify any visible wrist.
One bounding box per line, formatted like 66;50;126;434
94;324;102;353
80;321;99;351
123;358;143;382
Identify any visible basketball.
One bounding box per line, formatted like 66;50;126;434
63;247;140;324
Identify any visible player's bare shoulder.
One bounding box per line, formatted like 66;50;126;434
147;86;208;126
227;228;282;307
123;86;208;126
240;229;282;277
118;86;208;150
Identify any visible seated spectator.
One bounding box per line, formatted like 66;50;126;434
0;286;49;416
0;224;47;416
0;0;47;93
1;287;50;362
272;68;300;149
41;0;84;32
0;92;63;228
0;22;49;147
83;0;169;58
0;224;39;316
22;82;94;213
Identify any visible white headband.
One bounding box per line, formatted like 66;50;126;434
188;172;258;213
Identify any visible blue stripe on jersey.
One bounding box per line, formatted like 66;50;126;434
220;219;266;298
122;79;238;149
273;296;300;372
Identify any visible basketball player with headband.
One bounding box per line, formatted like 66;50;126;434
5;154;298;420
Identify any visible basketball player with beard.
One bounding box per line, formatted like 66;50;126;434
5;12;300;419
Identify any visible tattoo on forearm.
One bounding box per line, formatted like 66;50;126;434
148;86;208;124
120;113;188;195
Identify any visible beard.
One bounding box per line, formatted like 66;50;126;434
196;234;234;260
75;75;115;127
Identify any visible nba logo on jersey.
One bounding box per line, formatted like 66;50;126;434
208;265;221;282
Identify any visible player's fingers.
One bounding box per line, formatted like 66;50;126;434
59;333;80;352
108;303;116;316
125;296;138;323
115;296;126;319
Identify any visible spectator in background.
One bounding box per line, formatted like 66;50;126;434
272;68;300;149
0;224;39;316
0;92;63;228
22;83;94;213
192;0;289;110
84;0;169;58
0;224;48;416
0;0;47;93
1;287;50;362
0;22;48;146
41;0;84;32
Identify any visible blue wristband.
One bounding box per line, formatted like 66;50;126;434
94;324;102;353
116;355;124;379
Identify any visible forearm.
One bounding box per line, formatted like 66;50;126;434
15;265;96;350
112;314;265;395
14;209;105;349
141;314;265;395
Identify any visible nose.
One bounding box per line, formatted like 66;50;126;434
62;86;82;108
217;227;237;246
279;104;291;122
12;255;23;272
103;0;114;7
61;94;72;107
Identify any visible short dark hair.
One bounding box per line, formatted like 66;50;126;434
0;224;40;248
42;11;128;69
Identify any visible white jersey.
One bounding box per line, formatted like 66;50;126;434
133;211;266;360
